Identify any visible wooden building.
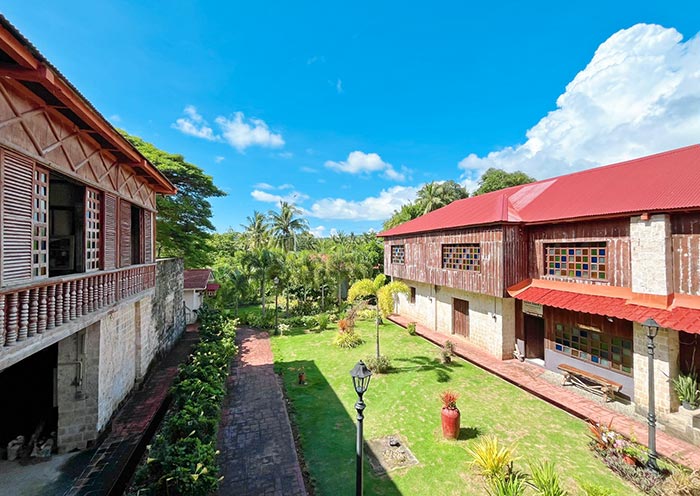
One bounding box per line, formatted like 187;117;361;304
0;15;183;454
380;144;700;443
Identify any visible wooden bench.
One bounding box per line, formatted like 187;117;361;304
558;363;622;402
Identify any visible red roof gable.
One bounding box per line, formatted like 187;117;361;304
379;144;700;237
184;269;213;290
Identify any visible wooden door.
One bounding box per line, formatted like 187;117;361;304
524;315;545;359
453;298;469;338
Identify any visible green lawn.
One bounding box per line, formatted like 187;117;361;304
271;320;642;496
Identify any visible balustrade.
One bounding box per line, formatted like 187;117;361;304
0;264;156;350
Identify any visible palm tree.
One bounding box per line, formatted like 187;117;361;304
417;181;446;214
268;201;309;252
242;248;281;318
241;211;269;250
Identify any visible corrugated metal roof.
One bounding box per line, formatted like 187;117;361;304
184;269;213;290
513;286;700;335
380;144;700;237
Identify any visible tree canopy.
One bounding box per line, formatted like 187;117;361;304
473;168;536;196
121;131;226;267
383;180;468;230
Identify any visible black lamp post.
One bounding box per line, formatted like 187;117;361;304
642;317;660;471
350;360;372;496
273;276;280;332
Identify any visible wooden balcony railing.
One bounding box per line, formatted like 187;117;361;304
0;264;156;348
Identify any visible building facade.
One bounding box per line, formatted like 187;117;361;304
380;145;700;441
0;16;183;453
183;269;219;323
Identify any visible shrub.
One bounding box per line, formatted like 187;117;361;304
356;308;376;321
528;460;568;496
332;329;363;349
663;467;700;495
440;390;459;409
467;435;518;481
366;355;391;374
407;322;417;335
487;471;528;496
576;481;614;496
316;313;330;331
338;319;351;332
441;340;455;364
673;373;700;407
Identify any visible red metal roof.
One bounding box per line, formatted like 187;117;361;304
512;286;700;334
184;269;213;290
379;145;700;237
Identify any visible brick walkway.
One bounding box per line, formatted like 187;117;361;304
217;327;307;496
66;325;199;496
388;314;700;470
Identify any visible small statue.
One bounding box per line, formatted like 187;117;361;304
7;435;25;461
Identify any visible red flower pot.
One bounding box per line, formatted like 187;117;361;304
441;407;461;439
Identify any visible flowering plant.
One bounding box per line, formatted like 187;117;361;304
440;390;459;410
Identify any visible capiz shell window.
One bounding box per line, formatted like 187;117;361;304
391;245;405;264
545;242;607;281
554;323;632;375
442;243;480;271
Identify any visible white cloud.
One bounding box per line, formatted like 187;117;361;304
173;105;217;141
307;185;418;221
458;24;700;187
301;166;318;173
109;114;121;123
325;151;407;181
254;182;274;190
214;156;225;164
251;189;309;204
307;55;326;65
172;106;284;152
278;151;294;159
309;225;326;237
216;113;285;152
336;79;343;94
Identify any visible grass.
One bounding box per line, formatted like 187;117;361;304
271;320;642;496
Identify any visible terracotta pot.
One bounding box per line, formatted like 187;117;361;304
622;454;637;466
441;407;460;439
298;372;306;384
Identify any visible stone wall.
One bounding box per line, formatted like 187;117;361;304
152;258;186;358
395;278;516;359
630;214;673;295
633;324;679;415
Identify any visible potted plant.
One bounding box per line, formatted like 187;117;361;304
673;373;700;409
297;367;306;385
440;390;460;439
441;340;455;364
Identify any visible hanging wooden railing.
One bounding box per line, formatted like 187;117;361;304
0;264;156;348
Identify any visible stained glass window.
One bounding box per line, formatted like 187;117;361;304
442;244;480;271
391;245;405;264
554;324;632;374
545;242;607;281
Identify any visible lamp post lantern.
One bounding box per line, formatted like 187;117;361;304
350;360;372;496
642;317;660;471
273;276;280;332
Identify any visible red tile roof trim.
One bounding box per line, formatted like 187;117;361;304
508;280;700;334
379;145;700;237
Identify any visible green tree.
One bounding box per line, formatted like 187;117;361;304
242;248;283;318
268;201;309;252
241;211;270;250
383;180;468;230
121;132;225;267
473;168;535;196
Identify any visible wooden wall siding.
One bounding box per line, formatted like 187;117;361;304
384;227;505;297
119;200;132;267
502;225;528;292
671;212;700;234
1;149;34;284
528;219;631;287
0;78;156;211
673;234;700;295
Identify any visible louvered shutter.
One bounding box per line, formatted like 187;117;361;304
85;188;101;272
103;193;117;270
143;210;153;263
119;199;132;267
2;150;34;285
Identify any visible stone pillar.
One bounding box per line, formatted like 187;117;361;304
633;323;679;415
56;323;100;453
500;298;517;360
630;214;673;296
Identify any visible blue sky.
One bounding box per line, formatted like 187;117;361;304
4;2;700;236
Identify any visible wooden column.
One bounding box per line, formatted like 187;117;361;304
6;293;18;345
38;286;47;334
47;285;56;330
28;288;38;337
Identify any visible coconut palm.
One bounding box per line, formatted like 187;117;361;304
268;201;309;252
241;211;269;250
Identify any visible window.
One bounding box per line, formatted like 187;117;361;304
553;323;632;374
85;188;101;271
32;168;49;278
442;243;480;271
410;287;416;304
545;242;607;280
391;245;405;264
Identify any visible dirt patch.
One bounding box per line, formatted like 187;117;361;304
366;434;419;475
